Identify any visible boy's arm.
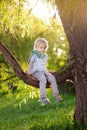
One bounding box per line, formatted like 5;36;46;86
27;61;34;75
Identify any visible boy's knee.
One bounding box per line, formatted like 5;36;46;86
40;76;47;84
49;75;56;82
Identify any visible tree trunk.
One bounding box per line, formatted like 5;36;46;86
56;0;87;125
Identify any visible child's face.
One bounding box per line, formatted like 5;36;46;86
36;43;47;54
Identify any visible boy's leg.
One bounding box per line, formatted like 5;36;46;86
45;72;63;102
32;71;47;98
45;72;59;96
32;71;51;104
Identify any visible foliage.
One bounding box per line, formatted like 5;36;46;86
0;0;69;91
0;0;69;67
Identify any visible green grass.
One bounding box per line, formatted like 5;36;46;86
0;81;86;130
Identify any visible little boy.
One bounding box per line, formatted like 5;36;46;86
27;38;63;104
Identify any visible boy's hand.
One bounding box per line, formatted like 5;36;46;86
25;71;30;76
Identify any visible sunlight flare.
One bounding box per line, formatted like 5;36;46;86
23;0;57;24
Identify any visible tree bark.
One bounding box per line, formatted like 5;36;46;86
0;41;72;88
56;0;87;125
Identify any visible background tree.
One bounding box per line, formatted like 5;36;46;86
56;0;87;125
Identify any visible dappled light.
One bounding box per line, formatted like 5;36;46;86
0;0;69;80
0;0;83;129
0;0;87;128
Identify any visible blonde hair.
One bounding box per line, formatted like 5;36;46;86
34;38;48;50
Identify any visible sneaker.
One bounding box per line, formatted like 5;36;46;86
40;97;51;105
54;95;63;102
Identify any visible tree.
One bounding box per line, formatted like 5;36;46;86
55;0;87;125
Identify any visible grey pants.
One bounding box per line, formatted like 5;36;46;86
32;71;59;98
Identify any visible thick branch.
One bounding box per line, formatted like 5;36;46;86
0;41;72;88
